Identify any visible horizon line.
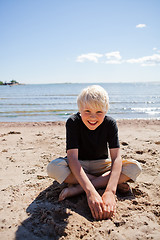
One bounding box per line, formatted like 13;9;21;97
17;81;160;85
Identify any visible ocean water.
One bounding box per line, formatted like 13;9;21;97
0;82;160;122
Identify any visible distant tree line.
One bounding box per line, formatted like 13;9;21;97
0;80;20;85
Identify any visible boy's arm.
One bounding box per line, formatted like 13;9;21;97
102;148;122;218
67;149;104;220
105;148;122;194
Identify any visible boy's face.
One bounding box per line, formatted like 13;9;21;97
79;105;106;130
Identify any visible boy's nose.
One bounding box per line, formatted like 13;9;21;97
90;113;96;118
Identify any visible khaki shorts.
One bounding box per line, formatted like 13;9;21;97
47;158;142;184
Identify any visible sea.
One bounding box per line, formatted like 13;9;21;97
0;82;160;122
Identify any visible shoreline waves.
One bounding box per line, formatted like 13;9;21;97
0;82;160;122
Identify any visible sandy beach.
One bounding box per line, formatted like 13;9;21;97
0;119;160;240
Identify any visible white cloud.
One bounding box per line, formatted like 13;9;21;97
153;47;157;51
136;24;146;28
126;54;160;66
105;51;122;64
153;48;160;54
76;51;160;66
76;53;103;63
105;51;122;60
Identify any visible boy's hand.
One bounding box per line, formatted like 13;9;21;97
86;190;104;220
102;191;116;219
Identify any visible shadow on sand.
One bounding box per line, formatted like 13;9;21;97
15;181;135;240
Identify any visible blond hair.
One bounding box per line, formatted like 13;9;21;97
77;85;109;112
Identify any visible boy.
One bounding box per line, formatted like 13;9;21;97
47;85;141;220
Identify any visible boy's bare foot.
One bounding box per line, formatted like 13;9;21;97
59;188;70;201
117;182;130;194
58;184;83;201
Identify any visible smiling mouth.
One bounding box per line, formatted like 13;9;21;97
88;121;98;125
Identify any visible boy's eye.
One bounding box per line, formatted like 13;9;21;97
96;111;103;114
84;110;90;113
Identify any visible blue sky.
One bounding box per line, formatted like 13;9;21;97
0;0;160;84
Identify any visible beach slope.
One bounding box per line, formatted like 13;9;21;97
0;120;160;239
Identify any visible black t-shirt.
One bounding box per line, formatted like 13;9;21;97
66;112;120;160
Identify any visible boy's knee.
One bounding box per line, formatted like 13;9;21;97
122;159;142;182
135;160;142;175
47;161;55;178
47;158;62;179
47;158;70;184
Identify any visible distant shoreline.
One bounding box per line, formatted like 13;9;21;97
0;83;21;86
1;81;159;85
0;80;23;86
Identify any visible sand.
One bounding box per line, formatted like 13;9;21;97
0;119;160;240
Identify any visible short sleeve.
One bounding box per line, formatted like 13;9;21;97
66;117;79;150
107;119;120;149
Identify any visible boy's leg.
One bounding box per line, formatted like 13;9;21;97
47;157;98;185
121;159;142;182
59;159;142;200
47;157;71;184
63;171;96;184
47;157;141;200
59;171;130;201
